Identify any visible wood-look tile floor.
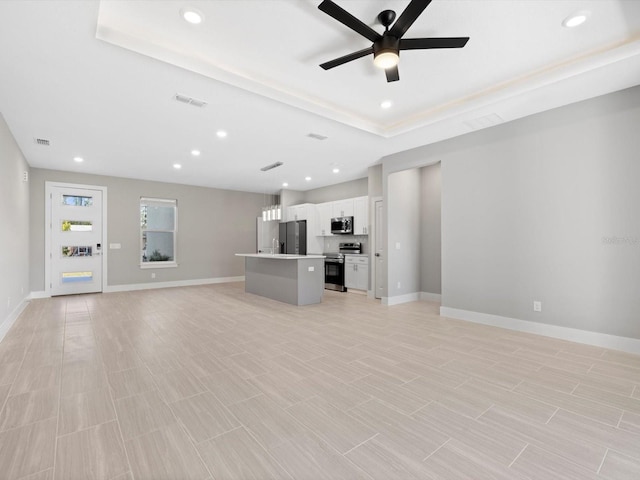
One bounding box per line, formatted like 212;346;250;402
1;282;639;479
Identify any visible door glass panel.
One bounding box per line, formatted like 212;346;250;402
142;231;174;262
62;220;93;232
62;195;93;207
61;271;93;283
62;246;93;257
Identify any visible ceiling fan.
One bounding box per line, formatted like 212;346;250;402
318;0;469;82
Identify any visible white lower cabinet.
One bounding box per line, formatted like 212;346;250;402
345;255;369;290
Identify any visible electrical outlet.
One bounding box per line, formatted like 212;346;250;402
151;273;156;279
397;281;401;289
7;297;10;308
533;301;542;312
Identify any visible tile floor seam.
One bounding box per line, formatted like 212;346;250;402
545;407;560;425
507;442;529;468
597;448;610;474
237;420;296;479
474;403;496;421
50;302;69;479
341;432;379;456
90;307;136;480
422;437;451;462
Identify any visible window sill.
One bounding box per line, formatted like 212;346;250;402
140;262;178;269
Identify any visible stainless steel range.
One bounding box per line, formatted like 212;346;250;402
324;242;361;292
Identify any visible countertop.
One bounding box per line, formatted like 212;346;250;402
344;253;369;257
236;254;326;260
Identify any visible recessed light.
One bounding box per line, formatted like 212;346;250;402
173;164;182;169
73;157;83;163
332;168;340;173
191;149;200;156
181;8;203;25
380;100;393;109
562;11;590;28
282;182;289;187
216;130;227;138
305;176;312;182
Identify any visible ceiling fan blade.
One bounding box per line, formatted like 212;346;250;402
320;47;374;70
385;65;400;82
389;0;433;39
400;37;469;50
318;0;381;43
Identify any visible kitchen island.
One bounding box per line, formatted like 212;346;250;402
235;254;325;306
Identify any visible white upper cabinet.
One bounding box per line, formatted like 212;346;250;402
289;197;368;237
332;199;354;218
317;202;333;236
286;204;310;222
353;196;368;235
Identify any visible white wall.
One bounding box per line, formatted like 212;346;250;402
386;168;421;302
303;178;367;204
420;163;441;296
30;168;265;292
0;113;30;337
382;85;640;340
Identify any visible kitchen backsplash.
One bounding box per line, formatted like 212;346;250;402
324;235;369;254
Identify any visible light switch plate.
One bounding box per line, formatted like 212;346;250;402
308;266;314;272
109;243;121;249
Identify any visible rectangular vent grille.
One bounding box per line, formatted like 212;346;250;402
463;113;504;131
260;161;284;172
174;93;207;108
307;133;328;141
35;138;50;146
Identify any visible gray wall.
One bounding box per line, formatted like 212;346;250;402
30;169;265;291
383;85;640;339
0;113;30;329
368;164;383;198
279;189;305;211
387;168;421;298
420;163;441;295
301;177;368;204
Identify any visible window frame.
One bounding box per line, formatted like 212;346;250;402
139;197;178;269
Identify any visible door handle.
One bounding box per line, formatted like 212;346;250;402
375;253;380;257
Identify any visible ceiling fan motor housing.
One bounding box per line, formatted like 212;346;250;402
374;35;400;63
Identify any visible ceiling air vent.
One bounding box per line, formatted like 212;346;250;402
307;133;328;141
34;138;50;146
174;93;207;108
260;161;284;172
463;113;504;131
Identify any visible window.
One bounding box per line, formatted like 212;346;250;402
140;197;177;268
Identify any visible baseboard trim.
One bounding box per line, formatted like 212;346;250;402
29;291;50;299
383;292;421;306
440;306;640;355
0;297;30;343
420;292;442;302
104;276;245;293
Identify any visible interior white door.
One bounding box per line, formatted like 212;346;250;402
49;186;103;296
374;200;384;299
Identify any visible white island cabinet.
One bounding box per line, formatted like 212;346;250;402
236;254;325;305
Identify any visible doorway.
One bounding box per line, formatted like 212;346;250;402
45;182;107;296
372;198;384;299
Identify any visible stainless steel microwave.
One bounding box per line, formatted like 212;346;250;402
331;216;353;234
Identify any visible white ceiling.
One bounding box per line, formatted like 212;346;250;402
1;0;639;194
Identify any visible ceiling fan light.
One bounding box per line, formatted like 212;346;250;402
373;50;399;69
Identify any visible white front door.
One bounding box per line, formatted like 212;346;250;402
374;200;384;299
48;185;104;296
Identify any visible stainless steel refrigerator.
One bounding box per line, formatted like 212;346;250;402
278;220;307;255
